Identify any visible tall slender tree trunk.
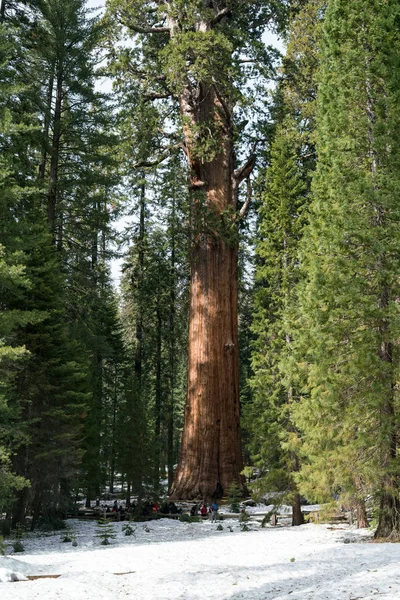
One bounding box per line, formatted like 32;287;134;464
154;304;162;492
0;0;6;21
170;83;245;500
39;70;54;182
292;493;304;526
110;366;118;494
48;72;62;236
167;197;176;490
374;336;399;538
364;56;400;538
355;499;369;529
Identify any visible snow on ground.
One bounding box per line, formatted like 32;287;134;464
1;517;400;599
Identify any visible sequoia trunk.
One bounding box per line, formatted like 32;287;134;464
170;84;244;500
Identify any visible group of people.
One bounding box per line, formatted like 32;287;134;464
190;501;219;522
97;498;220;521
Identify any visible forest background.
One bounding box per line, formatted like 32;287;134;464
1;0;400;541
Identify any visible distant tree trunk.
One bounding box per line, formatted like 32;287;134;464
39;70;54;181
170;82;246;500
355;499;369;529
375;338;399;538
0;0;6;21
292;493;304;526
154;304;162;492
12;487;30;527
109;366;118;494
167;198;176;490
48;71;62;237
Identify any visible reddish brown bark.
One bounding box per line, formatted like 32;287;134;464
169;83;245;500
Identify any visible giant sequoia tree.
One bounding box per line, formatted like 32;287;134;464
107;0;287;500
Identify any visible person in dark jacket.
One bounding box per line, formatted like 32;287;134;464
169;502;178;514
211;500;219;523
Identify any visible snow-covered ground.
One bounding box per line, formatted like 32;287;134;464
1;516;400;599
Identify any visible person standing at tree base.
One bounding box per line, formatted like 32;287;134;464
211;501;219;523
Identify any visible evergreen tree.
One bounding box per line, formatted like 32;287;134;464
246;0;321;524
290;0;400;537
248;120;306;524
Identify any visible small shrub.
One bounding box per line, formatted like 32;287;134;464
61;535;72;543
227;482;242;513
179;514;201;523
122;524;136;536
0;536;5;555
13;540;25;552
216;524;223;531
95;517;116;546
72;540;78;547
290;557;295;562
241;524;250;532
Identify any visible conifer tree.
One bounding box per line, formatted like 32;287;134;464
249;120;306;524
290;0;400;537
246;0;321;525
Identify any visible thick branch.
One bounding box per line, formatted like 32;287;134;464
212;84;232;126
144;92;173;102
233;153;256;182
133;144;181;169
239;177;252;219
211;7;231;27
121;20;170;34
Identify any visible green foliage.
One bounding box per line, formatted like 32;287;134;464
12;540;24;553
287;0;400;536
216;524;223;531
95;517;116;546
161;30;233;95
122;524;136;536
179;514;201;523
245;118;307;502
12;522;25;551
227;482;242;513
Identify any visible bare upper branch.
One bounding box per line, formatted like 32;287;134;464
122;21;170;34
233;152;256;182
211;7;232;27
239;177;252;219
